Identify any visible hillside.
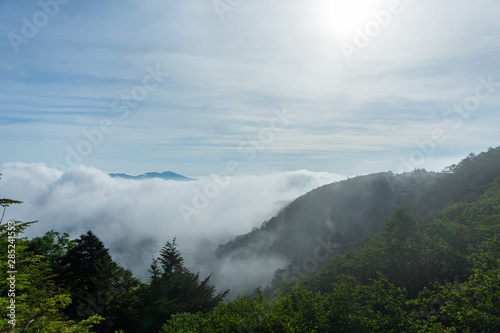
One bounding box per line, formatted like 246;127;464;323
216;147;500;286
163;149;500;332
216;171;440;262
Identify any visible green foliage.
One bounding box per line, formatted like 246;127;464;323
28;230;75;266
162;277;411;332
164;174;500;332
417;146;500;217
57;231;139;332
0;219;103;332
0;198;22;225
437;255;500;331
135;239;228;333
408;251;500;332
0;172;23;225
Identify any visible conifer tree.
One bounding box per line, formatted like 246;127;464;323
137;238;228;333
58;231;138;332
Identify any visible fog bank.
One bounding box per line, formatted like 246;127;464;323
0;162;345;296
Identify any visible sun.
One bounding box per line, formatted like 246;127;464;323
311;0;385;39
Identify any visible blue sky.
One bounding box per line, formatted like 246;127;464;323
1;0;499;177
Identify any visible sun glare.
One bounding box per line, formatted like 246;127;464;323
312;0;385;38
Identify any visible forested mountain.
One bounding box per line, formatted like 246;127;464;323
216;147;500;287
163;148;500;332
1;146;499;332
415;147;500;216
216;170;440;265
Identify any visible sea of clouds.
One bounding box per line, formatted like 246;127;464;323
0;162;345;297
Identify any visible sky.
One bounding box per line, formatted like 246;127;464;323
1;0;499;177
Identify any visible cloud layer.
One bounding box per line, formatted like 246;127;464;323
0;162;345;296
1;0;499;176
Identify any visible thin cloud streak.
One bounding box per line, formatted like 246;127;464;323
0;0;499;174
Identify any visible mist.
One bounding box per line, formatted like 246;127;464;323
0;162;345;297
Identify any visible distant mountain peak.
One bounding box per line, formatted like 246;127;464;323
109;171;195;181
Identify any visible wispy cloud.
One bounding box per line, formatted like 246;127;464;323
0;0;499;175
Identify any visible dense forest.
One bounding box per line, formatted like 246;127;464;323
1;146;500;332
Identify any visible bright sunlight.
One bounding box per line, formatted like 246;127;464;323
312;0;387;38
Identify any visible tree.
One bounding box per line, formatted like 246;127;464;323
159;237;185;274
0;174;22;226
58;231;138;333
383;208;418;241
0;208;102;331
137;239;229;333
28;230;75;266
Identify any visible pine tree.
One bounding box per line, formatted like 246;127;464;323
58;231;138;332
159;238;184;274
136;239;228;333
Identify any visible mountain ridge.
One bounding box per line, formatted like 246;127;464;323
214;146;500;296
109;171;195;181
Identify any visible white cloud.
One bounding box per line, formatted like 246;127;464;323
0;162;345;297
